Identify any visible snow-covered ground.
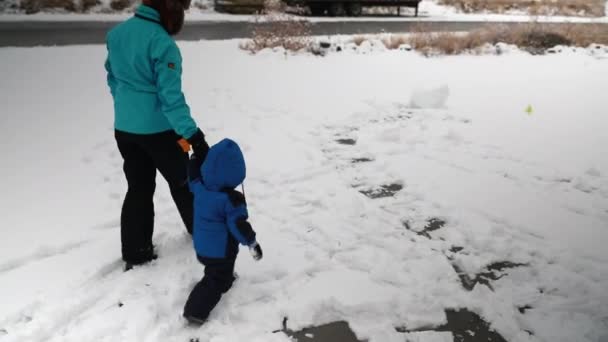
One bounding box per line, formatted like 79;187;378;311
0;40;607;342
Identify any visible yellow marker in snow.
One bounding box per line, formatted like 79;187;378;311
525;105;533;115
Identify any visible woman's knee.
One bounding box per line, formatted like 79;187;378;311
127;180;156;196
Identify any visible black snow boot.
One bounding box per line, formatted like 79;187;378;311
184;315;206;326
124;246;158;272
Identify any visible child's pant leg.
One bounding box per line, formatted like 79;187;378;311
183;257;236;321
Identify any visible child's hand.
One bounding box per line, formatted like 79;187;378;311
249;241;263;261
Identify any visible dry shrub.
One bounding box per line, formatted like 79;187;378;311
352;35;368;46
388;23;608;56
381;34;409;49
20;0;105;13
556;23;608;46
193;1;210;10
496;23;608;52
240;0;312;53
239;17;607;56
81;0;100;11
21;0;76;13
110;0;133;11
407;32;470;55
503;24;571;53
263;0;287;12
439;0;605;17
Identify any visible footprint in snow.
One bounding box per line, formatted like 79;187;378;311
403;218;447;239
449;246;464;254
351;157;373;164
518;305;533;314
382;112;413;122
573;180;595;194
92;219;119;230
586;167;602;178
92;141;111;150
81;259;123;285
109;192;122;200
450;261;528;291
336;138;357;146
359;183;403;199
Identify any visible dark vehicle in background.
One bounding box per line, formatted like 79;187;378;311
289;0;420;16
214;0;266;13
215;0;421;16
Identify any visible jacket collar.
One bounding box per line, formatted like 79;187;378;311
134;4;161;23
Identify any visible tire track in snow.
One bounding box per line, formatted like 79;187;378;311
91;219;120;230
79;258;124;288
0;240;90;274
1;233;196;341
5;292;108;342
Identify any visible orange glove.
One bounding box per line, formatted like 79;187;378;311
177;138;191;153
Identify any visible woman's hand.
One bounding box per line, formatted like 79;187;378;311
187;128;210;161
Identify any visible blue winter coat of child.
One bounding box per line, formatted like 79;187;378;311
188;139;257;259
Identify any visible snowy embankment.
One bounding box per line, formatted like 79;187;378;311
0;0;607;22
1;12;608;23
2;12;608;22
0;41;607;342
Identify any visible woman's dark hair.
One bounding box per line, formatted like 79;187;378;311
148;0;191;35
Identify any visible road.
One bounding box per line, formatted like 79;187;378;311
0;19;606;47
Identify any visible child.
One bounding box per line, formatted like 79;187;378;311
183;138;263;324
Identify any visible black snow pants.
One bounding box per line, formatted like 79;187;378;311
183;256;237;322
115;129;193;263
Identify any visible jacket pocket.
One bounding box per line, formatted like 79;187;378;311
194;221;228;258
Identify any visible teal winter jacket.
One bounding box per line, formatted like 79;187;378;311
105;5;197;139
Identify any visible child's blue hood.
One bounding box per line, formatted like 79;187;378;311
201;138;246;191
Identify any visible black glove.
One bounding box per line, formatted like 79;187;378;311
187;128;210;161
249;241;263;261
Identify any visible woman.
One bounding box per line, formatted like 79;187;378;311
105;0;208;270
